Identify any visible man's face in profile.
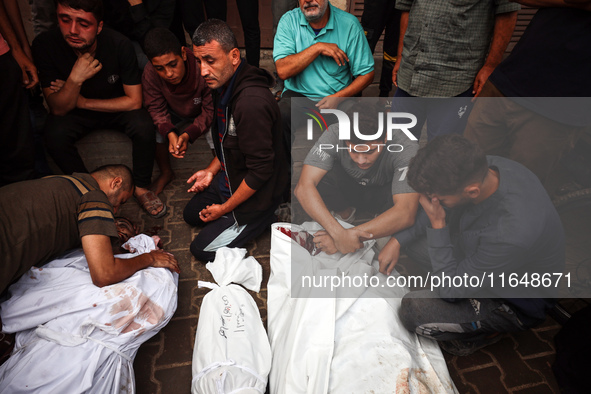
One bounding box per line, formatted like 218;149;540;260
56;3;103;52
151;49;187;85
299;0;328;23
106;187;133;214
193;40;239;90
345;140;385;170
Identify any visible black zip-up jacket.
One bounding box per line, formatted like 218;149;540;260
211;60;289;225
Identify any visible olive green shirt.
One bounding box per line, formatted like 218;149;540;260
0;174;118;293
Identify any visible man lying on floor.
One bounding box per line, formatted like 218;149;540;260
0;231;178;393
0;164;180;295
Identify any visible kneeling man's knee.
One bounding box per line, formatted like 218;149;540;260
399;296;423;333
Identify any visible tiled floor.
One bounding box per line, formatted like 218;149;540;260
10;12;588;385
98;130;588;393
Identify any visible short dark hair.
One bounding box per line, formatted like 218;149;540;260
57;0;103;22
91;164;134;192
192;19;238;53
345;102;387;145
407;134;489;195
144;28;182;60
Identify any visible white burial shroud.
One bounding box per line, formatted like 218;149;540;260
268;222;458;394
0;234;178;393
192;247;271;394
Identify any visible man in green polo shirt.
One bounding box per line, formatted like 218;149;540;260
273;0;375;155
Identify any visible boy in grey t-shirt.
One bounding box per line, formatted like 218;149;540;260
294;107;420;257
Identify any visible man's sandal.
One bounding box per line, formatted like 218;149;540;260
136;190;167;218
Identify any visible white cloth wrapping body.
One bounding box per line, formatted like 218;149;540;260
268;223;458;394
0;234;178;393
192;247;271;394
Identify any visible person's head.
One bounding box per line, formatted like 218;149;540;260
114;216;138;244
407;134;489;208
144;28;187;85
56;0;103;51
191;19;240;90
299;0;329;24
91;164;135;213
343;104;387;170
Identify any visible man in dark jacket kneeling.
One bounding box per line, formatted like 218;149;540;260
184;19;289;262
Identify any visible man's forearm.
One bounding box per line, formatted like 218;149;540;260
294;182;345;238
44;78;83;115
205;156;222;175
275;44;323;80
0;0;22;52
220;179;257;214
78;95;142;112
3;0;29;52
332;71;374;97
483;11;518;69
355;197;418;239
396;12;409;63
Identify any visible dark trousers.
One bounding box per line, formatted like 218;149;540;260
399;291;528;341
44;108;155;188
177;0;260;67
0;52;35;187
183;173;278;262
391;87;474;141
398;236;535;341
361;0;400;97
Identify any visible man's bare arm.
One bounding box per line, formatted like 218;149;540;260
78;83;143;112
82;234;179;287
392;11;409;87
43;53;102;115
275;42;349;81
473;11;518;97
0;0;38;88
316;71;375;109
3;0;30;57
199;179;257;222
295;164;343;235
294;164;372;254
354;192;420;238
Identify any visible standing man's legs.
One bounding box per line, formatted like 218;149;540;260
424;87;473;140
361;0;399;97
236;0;261;68
0;53;35;186
390;88;427;140
464;81;512;157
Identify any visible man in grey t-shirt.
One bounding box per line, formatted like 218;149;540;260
294;108;419;256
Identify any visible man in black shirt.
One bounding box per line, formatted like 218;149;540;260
32;0;166;218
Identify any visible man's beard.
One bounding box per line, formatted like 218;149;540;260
66;35;95;52
303;2;328;23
